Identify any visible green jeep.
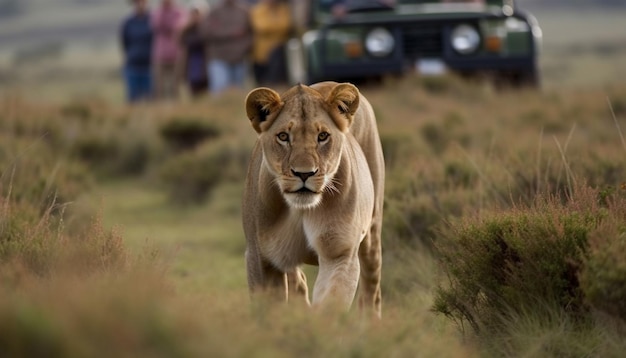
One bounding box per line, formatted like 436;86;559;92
286;0;542;86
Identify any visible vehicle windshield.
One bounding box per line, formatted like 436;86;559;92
316;0;496;12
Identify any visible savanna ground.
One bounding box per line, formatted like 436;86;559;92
2;3;626;357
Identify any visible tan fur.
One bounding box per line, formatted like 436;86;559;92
243;82;385;317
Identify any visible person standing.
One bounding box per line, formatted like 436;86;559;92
180;2;209;97
203;0;252;94
152;0;185;100
120;0;153;103
250;0;293;86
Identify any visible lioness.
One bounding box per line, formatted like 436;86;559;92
243;82;384;316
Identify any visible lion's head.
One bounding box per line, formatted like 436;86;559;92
245;83;360;209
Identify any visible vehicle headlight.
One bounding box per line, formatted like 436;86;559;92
451;24;481;55
365;27;394;57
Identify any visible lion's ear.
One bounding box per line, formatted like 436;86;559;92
245;87;284;133
325;83;360;131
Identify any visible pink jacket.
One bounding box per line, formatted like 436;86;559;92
151;4;186;64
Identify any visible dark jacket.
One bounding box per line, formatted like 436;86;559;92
180;24;208;84
203;2;252;64
121;12;153;69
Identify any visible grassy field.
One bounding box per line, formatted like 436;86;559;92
2;74;626;356
1;3;626;357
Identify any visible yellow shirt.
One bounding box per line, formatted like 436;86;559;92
250;2;293;64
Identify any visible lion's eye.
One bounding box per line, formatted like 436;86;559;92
277;132;290;142
318;132;329;142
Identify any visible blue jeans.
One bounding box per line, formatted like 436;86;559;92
124;66;152;102
207;60;247;94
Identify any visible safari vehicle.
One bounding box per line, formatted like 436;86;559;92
286;0;542;87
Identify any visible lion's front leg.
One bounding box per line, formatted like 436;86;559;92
246;250;288;301
311;252;360;310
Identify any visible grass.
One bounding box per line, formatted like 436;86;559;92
2;4;626;356
2;68;626;356
76;179;247;294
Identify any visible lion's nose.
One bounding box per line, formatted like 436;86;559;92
291;169;317;182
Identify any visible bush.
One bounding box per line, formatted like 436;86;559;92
60;102;93;122
1;139;92;212
159;117;221;152
159;139;250;205
378;131;421;170
71;135;150;177
0;193;189;358
433;186;605;332
0;196;126;278
580;188;626;321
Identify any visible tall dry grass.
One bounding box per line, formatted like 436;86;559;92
1;76;626;356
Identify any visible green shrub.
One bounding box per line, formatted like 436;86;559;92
607;88;626;117
378;131;420;170
433;186;605;332
1;139;92;211
159;139;250;205
71;135;150;177
0;196;126;278
159;117;220;152
0;195;183;357
444;160;476;188
421;123;449;154
71;135;119;165
60;102;93;121
580;189;626;321
478;305;609;358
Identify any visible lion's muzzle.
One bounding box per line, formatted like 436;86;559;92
291;169;318;182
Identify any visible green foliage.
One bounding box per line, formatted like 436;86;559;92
159;117;221;152
0;196;126;279
580;189;626;321
71;134;151;177
419;114;469;155
378;131;420;170
607;87;626;117
4;77;626;357
433;187;605;332
384;194;442;248
0;135;92;212
478;305;611;358
421;122;449;154
60;101;93;121
444;160;477;188
159;139;250;205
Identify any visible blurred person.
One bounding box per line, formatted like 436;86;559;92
120;0;153;103
152;0;186;100
203;0;252;94
289;0;311;33
250;0;293;86
180;1;209;97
